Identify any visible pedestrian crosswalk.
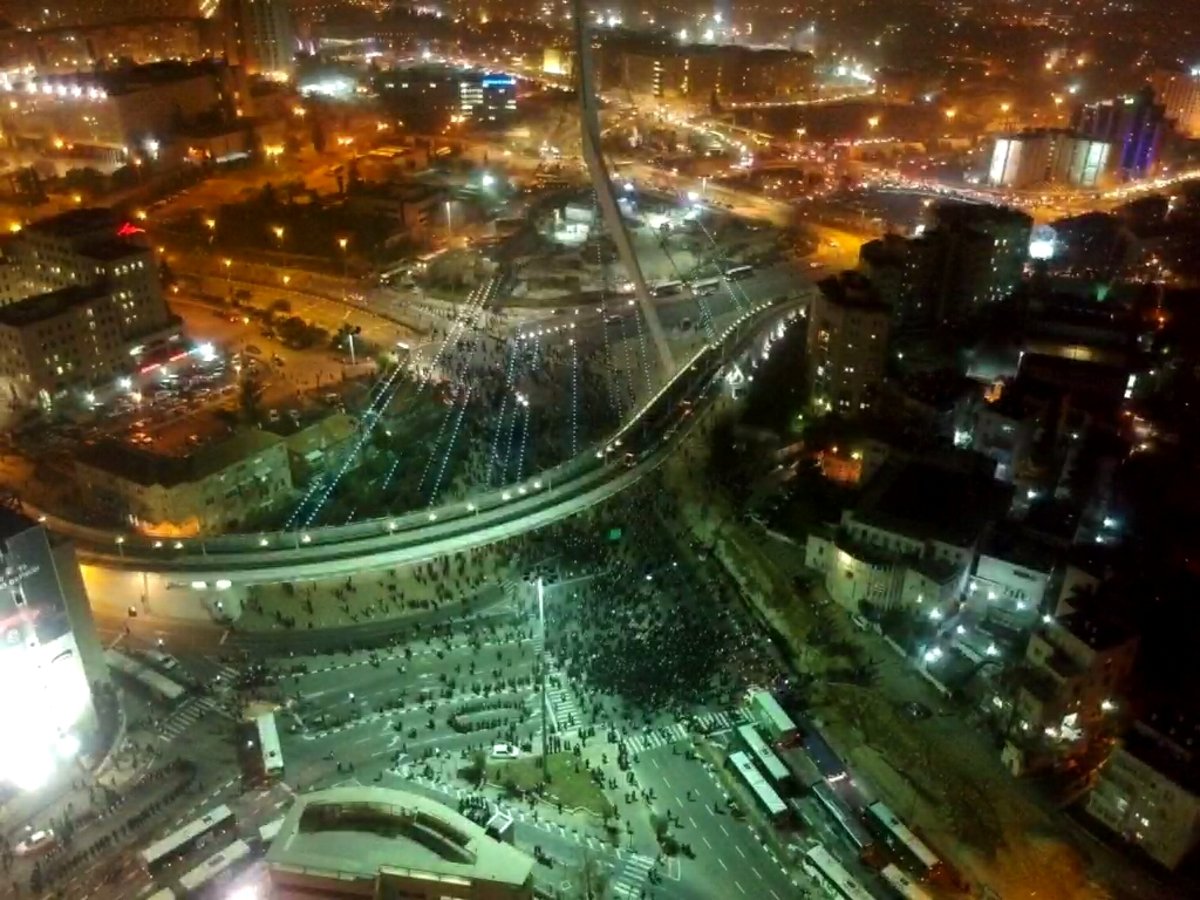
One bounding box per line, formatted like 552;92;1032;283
610;853;655;899
546;679;580;733
157;695;232;742
623;710;746;755
623;723;689;755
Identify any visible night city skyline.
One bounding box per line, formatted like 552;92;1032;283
0;1;1197;899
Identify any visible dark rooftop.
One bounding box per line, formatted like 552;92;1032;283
981;524;1058;574
0;283;109;328
83;239;150;262
855;458;1006;547
76;430;285;488
24;207;118;239
0;507;36;541
1058;610;1135;652
1123;713;1200;796
816;270;891;313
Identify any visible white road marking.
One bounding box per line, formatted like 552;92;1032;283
735;846;746;859
718;858;729;871
719;824;730;836
734;881;746;894
702;836;713;848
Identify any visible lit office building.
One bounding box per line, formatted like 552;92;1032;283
0;508;106;791
988;129;1110;189
458;74;518;126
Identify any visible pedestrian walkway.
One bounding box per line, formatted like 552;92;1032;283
622;710;745;754
610;853;656;899
157;696;233;742
623;723;689;755
546;679;581;733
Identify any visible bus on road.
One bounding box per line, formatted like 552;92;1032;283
726;751;787;822
139;805;235;875
866;801;940;875
106;649;187;704
881;863;934;900
722;264;754;280
801;843;875;900
177;839;252;897
255;712;284;781
736;724;789;785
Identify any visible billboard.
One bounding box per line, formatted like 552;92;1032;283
0;517;91;789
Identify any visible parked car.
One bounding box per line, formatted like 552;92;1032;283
490;743;520;760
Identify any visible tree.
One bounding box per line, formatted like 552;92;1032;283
466;749;487;785
238;376;264;424
571;852;608;900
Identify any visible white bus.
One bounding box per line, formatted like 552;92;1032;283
736;724;789;784
177;839;252;896
801;843;875;900
881;863;934;900
255;712;284;780
726;751;787;821
139;805;235;874
866;802;940;875
106;649;187;704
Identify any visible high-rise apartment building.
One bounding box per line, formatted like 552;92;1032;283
228;0;295;80
1072;86;1168;179
1150;67;1200;138
914;202;1033;322
806;272;891;415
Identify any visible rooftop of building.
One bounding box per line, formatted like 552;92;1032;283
282;413;359;458
816;270;891;313
23;207;118;239
995;126;1108;143
0;507;37;542
1055;610;1136;653
853;456;1006;548
0;283;109;328
980;524;1058;576
1121;713;1200;797
76;429;285;489
83;238;151;263
931;199;1033;232
266;786;533;888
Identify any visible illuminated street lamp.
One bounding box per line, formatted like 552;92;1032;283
223;257;233;297
867;115;880;130
271;225;285;249
204;217;216;245
944;108;957;121
337;236;350;296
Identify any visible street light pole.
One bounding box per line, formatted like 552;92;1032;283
445;200;453;241
537;576;548;782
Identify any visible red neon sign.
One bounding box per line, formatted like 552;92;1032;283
117;222;146;236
